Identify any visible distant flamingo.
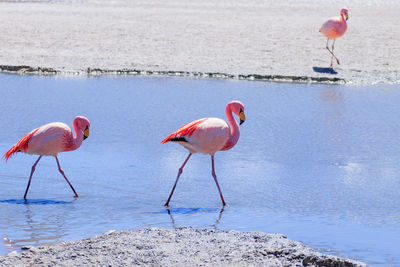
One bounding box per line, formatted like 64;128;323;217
3;116;90;199
319;8;349;67
161;101;246;206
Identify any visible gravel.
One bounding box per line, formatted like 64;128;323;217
0;227;366;266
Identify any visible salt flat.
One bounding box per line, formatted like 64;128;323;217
0;0;399;84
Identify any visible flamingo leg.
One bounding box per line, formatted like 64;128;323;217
24;155;42;199
55;156;79;197
325;38;340;67
331;39;340;65
211;155;226;206
326;38;333;67
164;153;192;206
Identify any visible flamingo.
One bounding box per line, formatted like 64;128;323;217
3;116;90;199
161;101;246;206
319;8;349;67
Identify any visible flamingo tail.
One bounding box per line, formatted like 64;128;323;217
161;118;207;144
3;128;39;162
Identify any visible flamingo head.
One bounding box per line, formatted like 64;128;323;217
341;8;349;21
228;100;246;125
74;116;91;140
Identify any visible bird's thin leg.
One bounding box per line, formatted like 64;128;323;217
330;53;334;68
211;155;226;206
325;38;340;66
164;153;192;206
55;156;79;197
332;39;340;65
325;38;333;67
24;155;42;199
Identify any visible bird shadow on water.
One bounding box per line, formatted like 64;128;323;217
313;66;338;75
0;199;72;205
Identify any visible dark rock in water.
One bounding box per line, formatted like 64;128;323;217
0;65;58;75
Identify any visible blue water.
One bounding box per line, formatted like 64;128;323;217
0;74;399;265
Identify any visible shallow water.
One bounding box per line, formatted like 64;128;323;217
0;74;399;265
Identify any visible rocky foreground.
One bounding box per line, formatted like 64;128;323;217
0;227;365;267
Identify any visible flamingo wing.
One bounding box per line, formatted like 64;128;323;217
161;118;207;144
3;128;39;161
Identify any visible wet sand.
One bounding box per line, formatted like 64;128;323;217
0;228;366;266
0;0;399;84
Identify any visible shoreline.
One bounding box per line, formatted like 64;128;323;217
0;227;366;266
0;65;346;84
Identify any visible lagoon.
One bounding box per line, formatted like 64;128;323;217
0;74;399;265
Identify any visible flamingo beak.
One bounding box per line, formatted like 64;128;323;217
345;12;349;21
83;127;89;140
239;111;246;125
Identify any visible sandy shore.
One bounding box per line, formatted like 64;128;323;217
0;0;399;84
0;227;365;266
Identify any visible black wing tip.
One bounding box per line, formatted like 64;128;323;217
170;137;188;142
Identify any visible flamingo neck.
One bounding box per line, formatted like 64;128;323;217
68;120;84;151
221;104;240;151
340;13;347;24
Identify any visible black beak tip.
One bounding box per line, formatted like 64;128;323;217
83;135;88;140
240;119;245;125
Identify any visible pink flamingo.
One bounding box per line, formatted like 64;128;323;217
161;101;246;206
3;116;90;199
319;8;349;67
